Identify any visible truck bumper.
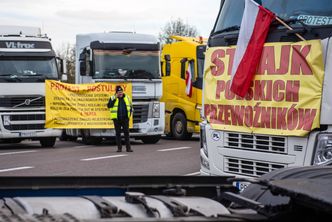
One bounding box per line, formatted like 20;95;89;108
87;117;165;137
0;110;62;139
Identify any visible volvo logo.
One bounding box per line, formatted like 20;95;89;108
24;99;31;106
13;96;42;108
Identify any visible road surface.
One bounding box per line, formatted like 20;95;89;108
0;137;200;176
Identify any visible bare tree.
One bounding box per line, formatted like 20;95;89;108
159;18;199;44
56;43;75;83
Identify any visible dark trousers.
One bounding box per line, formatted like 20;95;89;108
113;119;131;151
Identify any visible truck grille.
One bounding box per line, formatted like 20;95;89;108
225;157;285;177
132;85;147;94
225;132;287;154
133;104;148;123
4;124;45;131
0;96;45;108
1;113;45;131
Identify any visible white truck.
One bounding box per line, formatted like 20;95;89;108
65;32;164;144
0;26;64;147
200;0;332;186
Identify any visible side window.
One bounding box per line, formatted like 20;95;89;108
189;60;195;81
181;59;195;80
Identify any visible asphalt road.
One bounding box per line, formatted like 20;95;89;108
0;136;201;176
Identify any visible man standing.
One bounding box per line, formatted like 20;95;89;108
107;85;133;152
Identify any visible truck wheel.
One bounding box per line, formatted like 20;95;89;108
141;135;161;144
171;113;189;140
40;137;56;148
59;131;69;141
82;135;92;145
82;135;102;145
69;136;78;142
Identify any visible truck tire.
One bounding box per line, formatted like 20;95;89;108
40;137;56;148
141;135;161;144
82;135;102;145
171;112;190;140
59;130;69;141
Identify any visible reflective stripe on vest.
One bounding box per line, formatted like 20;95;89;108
109;95;132;120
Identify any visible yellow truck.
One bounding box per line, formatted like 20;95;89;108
160;36;206;139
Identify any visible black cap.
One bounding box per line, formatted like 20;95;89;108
116;85;123;93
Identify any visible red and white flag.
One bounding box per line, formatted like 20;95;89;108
230;0;275;97
185;63;193;97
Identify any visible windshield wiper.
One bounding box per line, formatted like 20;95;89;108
210;25;240;37
99;69;129;80
273;17;312;35
0;74;22;82
131;70;156;80
21;74;58;82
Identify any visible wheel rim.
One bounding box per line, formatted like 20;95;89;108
175;120;183;134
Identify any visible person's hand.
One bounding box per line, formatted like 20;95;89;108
116;91;124;98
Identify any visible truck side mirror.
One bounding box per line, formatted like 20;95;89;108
79;51;87;76
197;45;206;60
164;54;171;76
164;54;171;62
61;74;68;82
61;59;68;82
165;62;171;76
80;61;86;76
56;57;68;81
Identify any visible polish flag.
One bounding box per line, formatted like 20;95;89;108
230;0;275;97
185;63;193;97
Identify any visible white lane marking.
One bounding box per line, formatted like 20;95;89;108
0;150;37;156
184;171;201;176
81;154;128;161
0;166;34;173
157;147;192;152
72;145;90;149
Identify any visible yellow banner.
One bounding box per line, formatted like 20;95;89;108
204;40;324;136
45;80;133;129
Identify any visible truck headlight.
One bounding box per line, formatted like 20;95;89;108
313;134;332;165
152;102;160;118
200;123;208;157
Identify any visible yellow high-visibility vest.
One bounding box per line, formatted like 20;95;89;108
109;95;132;120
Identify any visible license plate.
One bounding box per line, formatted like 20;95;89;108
20;132;37;137
235;181;250;192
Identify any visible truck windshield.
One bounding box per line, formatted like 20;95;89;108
0;57;58;82
93;49;160;79
214;0;332;34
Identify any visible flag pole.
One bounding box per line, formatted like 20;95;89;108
275;16;306;41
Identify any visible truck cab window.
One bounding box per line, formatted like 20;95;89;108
93;50;160;80
180;59;195;80
213;0;332;35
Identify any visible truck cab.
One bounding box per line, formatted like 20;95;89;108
200;0;332;181
160;36;206;139
66;32;164;144
0;26;64;147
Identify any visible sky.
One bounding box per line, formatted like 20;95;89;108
0;0;221;51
